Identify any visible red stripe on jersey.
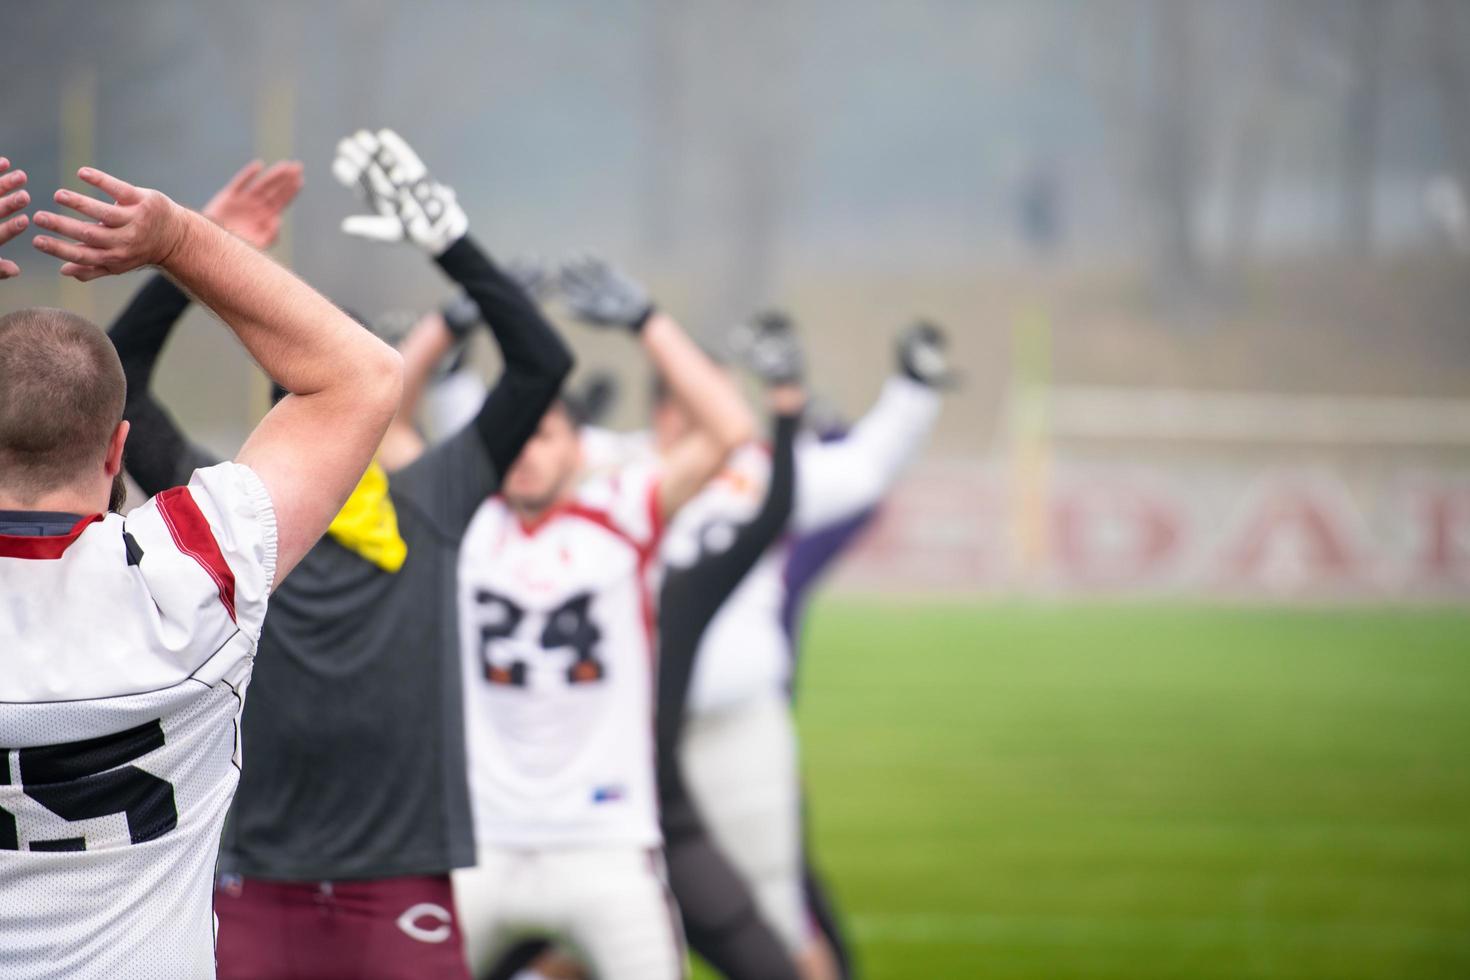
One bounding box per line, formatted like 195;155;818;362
645;478;665;550
0;513;104;560
560;502;660;659
561;505;646;557
638;479;664;650
499;477;666;661
512;500;559;537
155;486;238;623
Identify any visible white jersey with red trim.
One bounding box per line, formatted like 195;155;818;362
586;377;942;715
457;464;663;849
0;463;276;980
658;443;790;716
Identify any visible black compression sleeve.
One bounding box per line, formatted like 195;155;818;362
654;411;803;980
435;236;574;476
112;273;191;392
655;411;800;806
108;274;219;495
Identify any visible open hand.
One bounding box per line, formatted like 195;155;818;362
203;159;304;250
0;158;30;278
32;167;188;282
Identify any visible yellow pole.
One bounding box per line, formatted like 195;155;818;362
58;68;97;320
248;76;296;424
1009;303;1052;583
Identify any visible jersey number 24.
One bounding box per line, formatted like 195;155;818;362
474;589;607;687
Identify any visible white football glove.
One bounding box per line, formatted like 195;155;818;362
332;128;468;256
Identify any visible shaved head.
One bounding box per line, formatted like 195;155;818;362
0;307;126;504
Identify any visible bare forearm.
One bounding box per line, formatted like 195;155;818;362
158;207;401;578
161;207;395;398
643;312;754;450
767;382;807;417
375;311;453;472
396;311;456;422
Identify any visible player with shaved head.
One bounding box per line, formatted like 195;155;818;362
0;156;402;978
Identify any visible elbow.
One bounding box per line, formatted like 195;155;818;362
365;346;406;427
519;331;575;388
517;345;574;399
548;343;576;387
725;397;759;453
715;411;756;458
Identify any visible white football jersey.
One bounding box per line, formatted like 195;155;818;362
662;445;794;716
457;465;663;849
587;376;942;716
0;463;275;980
579;431;792;714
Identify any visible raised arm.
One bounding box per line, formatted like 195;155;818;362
375;307;456;471
0;157;28;279
659;396;802;658
33;166;402;581
380;259;560;472
435;238;573;476
108;161;306;495
656;394;800;813
788;322;953;532
333;130;573;522
559;255;753;521
108;275;215;494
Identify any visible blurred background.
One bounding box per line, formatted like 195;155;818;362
5;2;1468;977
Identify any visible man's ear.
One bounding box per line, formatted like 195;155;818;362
105;420;130;477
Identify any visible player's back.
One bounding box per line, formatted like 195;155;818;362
0;463;274;980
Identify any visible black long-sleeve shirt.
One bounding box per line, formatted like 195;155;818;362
107;235;573;879
653;412;803;980
655;411;799;829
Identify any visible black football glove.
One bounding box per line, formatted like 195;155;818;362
728;309;805;387
558;255;655;332
501;255;556;302
897;320;960;389
563;371;620;427
441;293;482;341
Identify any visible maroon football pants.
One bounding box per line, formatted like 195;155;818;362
215;874;471;979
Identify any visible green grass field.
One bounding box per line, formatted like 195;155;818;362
696;601;1470;980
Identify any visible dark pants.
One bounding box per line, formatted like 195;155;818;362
215;874;471;980
658;780;801;980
